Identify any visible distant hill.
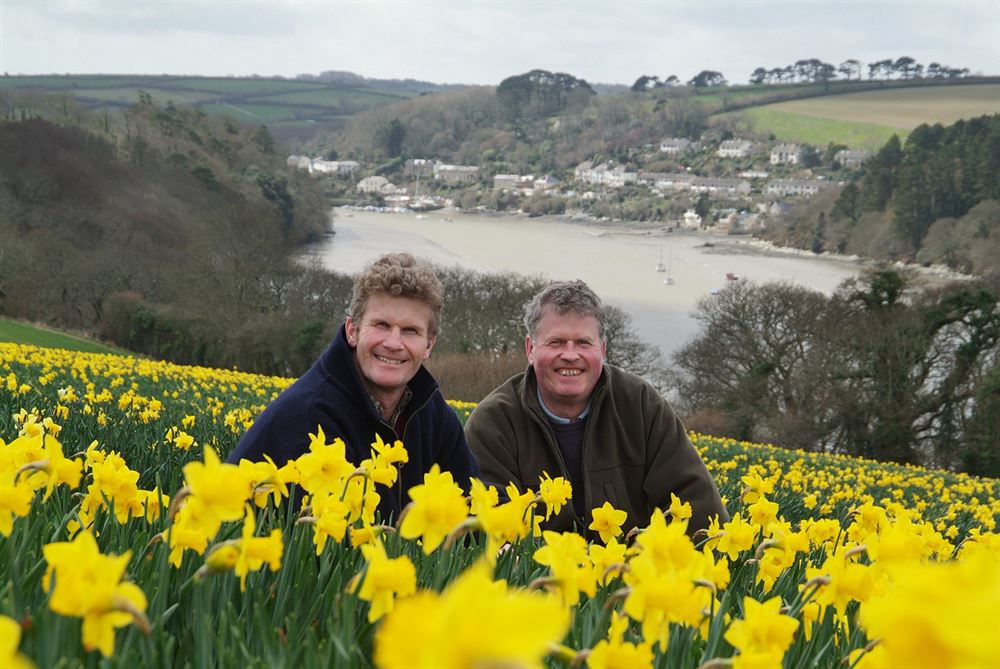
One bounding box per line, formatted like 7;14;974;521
0;72;460;144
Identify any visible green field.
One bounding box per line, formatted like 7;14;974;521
726;84;1000;149
729;106;906;149
198;102;309;121
0;319;122;354
256;88;409;107
73;87;218;106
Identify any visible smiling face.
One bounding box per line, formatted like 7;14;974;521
526;306;606;420
345;294;436;411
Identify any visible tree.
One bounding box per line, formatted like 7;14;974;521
496;69;595;121
631;75;659;92
687;70;727;88
830;183;860;223
749;68;767;85
251;124;275;154
893;56;918;79
374;117;406;158
838;59;862;80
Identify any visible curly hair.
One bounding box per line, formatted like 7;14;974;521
349;253;444;336
523;279;606;340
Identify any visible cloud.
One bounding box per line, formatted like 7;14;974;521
3;0;997;83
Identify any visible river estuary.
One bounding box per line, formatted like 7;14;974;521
302;208;864;359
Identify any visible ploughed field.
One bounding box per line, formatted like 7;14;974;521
1;343;997;668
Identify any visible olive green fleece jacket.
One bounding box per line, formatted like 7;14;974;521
465;365;729;538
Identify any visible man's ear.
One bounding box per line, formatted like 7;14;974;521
345;318;358;347
423;335;436;360
525;335;534;363
600;339;607;362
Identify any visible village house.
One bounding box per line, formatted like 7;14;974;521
739;170;771;179
604;165;638;188
717;139;754;158
404;158;437;177
637;171;696;192
493;174;522;191
434;164;480;185
659;137;695;154
533;175;561;192
690;176;752;197
356;175;405;196
765;178;834;197
310;160;360;177
770;143;802;165
834;149;873;168
574;161;612;186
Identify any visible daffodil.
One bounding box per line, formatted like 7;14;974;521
356;539;416;622
233;505;283;592
373;561;569;668
42;531;149;657
589;501;627;544
0;615;35;669
294;426;355;495
538;472;572;520
724;596;798;669
399;464;469;554
587;611;654;669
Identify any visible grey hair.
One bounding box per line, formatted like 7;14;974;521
523;279;606;339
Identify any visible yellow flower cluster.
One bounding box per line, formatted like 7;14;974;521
1;342;999;667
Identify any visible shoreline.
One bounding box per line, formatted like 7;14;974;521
335;205;976;286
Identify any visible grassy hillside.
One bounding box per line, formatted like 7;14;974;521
0;74;425;142
0;318;122;354
721;84;1000;148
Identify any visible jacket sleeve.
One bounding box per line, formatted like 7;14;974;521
465;401;524;493
640;386;729;533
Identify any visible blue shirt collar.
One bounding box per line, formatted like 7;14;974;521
536;385;591;424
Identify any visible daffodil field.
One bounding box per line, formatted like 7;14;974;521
1;342;998;669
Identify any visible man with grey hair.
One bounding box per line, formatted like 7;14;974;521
229;252;479;523
465;279;726;537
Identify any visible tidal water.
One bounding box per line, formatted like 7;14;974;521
302;208;863;360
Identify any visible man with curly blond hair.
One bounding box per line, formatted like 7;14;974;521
229;253;479;521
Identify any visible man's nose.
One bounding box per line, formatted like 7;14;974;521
384;327;404;348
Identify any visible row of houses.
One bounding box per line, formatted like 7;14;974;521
287;155;360;176
493;174;561;195
657;139;872;167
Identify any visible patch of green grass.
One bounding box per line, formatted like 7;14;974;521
74;87;217;105
0;319;122;354
722;106;907;149
255;88;409;107
162;77;324;94
198;102;301;121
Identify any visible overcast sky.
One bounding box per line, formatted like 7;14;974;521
2;1;998;86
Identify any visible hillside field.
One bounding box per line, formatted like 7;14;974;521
723;84;1000;149
0;318;122;354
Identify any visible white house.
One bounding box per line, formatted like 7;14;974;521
690;177;752;196
770;143;802;165
434;164;479;185
717;139;754;158
357;175;404;195
765;178;834;197
834;149;872;168
659;138;694;154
